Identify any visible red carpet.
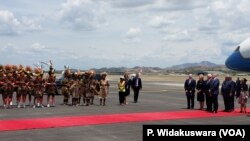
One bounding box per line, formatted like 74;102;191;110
0;108;248;132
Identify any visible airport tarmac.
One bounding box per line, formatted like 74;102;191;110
0;77;249;141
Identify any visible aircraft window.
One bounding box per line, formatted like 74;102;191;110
234;46;240;52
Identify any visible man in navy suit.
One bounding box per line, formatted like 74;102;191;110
184;74;196;109
204;74;213;112
210;74;220;113
132;73;142;103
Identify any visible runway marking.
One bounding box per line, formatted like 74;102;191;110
0;108;248;132
141;89;185;93
141;90;169;93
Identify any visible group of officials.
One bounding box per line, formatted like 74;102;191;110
184;73;249;113
118;72;142;105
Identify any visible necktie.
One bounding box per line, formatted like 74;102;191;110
207;80;210;84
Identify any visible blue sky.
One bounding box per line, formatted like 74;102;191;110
1;0;250;70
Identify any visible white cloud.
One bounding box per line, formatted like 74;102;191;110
31;43;46;51
149;15;194;41
190;0;250;46
0;10;43;35
57;0;108;30
110;0;154;8
1;0;250;69
237;0;250;12
125;27;141;38
162;30;192;41
0;10;21;35
212;1;226;9
0;42;63;68
123;27;141;43
28;43;60;61
149;0;209;11
0;43;32;65
0;43;18;54
149;16;175;28
21;17;43;32
142;40;225;67
0;10;20;26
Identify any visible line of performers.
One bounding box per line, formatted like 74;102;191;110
0;64;110;109
61;69;109;107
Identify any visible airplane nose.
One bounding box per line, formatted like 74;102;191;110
225;54;236;70
225;51;249;71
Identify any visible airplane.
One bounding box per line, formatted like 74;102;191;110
225;38;250;71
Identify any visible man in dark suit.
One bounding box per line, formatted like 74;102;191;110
221;75;232;112
204;74;213;112
124;72;132;105
132;73;142;103
229;77;236;112
210;74;220;113
184;74;196;109
235;77;241;98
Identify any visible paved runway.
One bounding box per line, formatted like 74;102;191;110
0;80;249;141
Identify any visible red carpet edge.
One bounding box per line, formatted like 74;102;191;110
0;108;248;132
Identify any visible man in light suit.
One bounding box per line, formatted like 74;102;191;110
132;73;142;103
210;74;220;113
184;74;196;109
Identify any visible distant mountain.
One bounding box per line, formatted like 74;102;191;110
55;61;225;75
170;61;218;70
